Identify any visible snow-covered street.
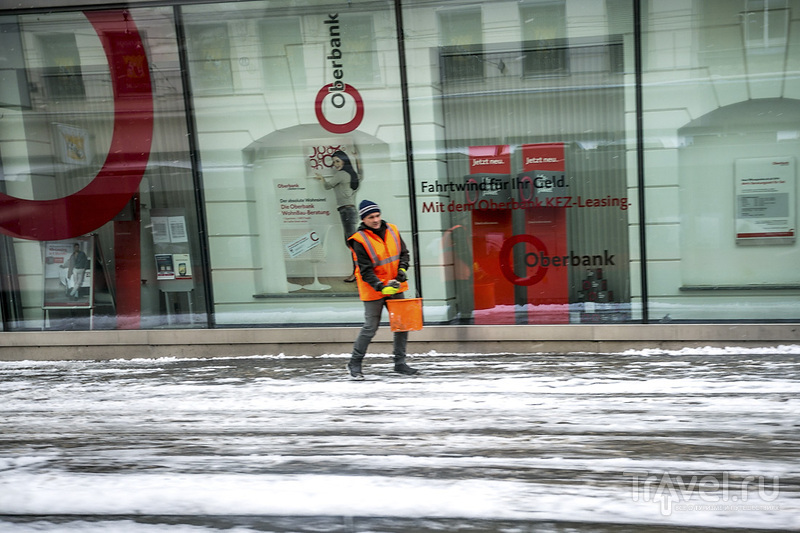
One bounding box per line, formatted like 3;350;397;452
1;348;798;532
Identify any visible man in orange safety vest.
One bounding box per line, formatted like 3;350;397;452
346;199;419;379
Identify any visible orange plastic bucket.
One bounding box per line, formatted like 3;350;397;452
386;298;423;332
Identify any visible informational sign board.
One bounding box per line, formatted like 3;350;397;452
151;215;188;244
151;208;194;297
735;157;795;245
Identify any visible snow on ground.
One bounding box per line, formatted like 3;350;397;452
0;346;798;532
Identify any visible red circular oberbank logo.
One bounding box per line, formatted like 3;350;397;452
315;83;364;134
499;234;549;286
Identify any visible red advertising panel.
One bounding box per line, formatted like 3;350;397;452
521;143;569;323
523;207;569;323
468;145;514;324
522;142;564;172
468;143;570;324
469;145;511;174
472;208;515;324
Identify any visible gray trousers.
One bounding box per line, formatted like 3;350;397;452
352;293;408;362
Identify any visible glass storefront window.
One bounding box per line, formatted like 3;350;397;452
642;0;800;321
181;0;412;326
2;0;799;331
0;8;208;330
403;0;636;325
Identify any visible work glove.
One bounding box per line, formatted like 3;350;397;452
381;281;400;295
396;268;407;282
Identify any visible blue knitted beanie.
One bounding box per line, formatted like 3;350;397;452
359;199;380;219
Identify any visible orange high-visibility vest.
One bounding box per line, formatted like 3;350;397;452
349;223;409;301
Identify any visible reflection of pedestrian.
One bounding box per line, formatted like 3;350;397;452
315;150;361;282
442;225;473;282
65;243;89;299
346;200;418;379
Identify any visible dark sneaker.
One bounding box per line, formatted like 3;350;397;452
347;360;364;380
394;362;418;375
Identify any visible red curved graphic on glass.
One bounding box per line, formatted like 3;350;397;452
0;10;153;241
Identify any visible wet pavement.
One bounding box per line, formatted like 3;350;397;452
0;349;798;532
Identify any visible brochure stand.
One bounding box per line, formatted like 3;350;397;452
151;208;195;325
161;280;195;325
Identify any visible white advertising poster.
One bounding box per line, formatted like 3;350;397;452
735;157;795;245
43;236;93;308
55;123;93;166
274;143;348;276
173;253;192;279
155;254;175;280
302;138;357;178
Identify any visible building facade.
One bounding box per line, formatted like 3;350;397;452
1;0;799;332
